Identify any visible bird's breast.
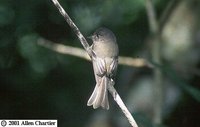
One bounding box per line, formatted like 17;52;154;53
93;41;118;58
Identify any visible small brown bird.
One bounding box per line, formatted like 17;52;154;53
87;27;119;110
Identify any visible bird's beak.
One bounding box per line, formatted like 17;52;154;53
87;35;94;40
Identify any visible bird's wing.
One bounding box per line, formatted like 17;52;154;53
105;57;118;78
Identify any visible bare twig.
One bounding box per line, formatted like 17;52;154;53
38;38;90;61
51;0;92;58
145;0;163;124
50;0;138;127
108;82;138;127
145;0;182;124
38;38;150;68
119;56;150;68
146;0;158;34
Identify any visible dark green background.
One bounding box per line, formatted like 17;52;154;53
0;0;200;127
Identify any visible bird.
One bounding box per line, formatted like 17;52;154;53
87;27;119;110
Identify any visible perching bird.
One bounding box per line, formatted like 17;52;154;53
87;27;119;110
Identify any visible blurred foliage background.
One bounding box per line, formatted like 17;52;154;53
0;0;200;127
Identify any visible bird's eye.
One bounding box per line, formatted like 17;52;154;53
97;33;102;38
96;34;100;38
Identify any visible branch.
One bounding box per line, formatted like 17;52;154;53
145;0;182;124
50;0;139;127
51;0;92;58
38;38;90;61
145;0;163;124
108;81;138;127
146;0;158;34
37;38;150;68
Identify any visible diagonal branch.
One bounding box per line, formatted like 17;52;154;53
108;81;138;127
51;0;92;58
50;0;139;127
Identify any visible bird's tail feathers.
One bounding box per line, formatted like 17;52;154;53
87;76;109;110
